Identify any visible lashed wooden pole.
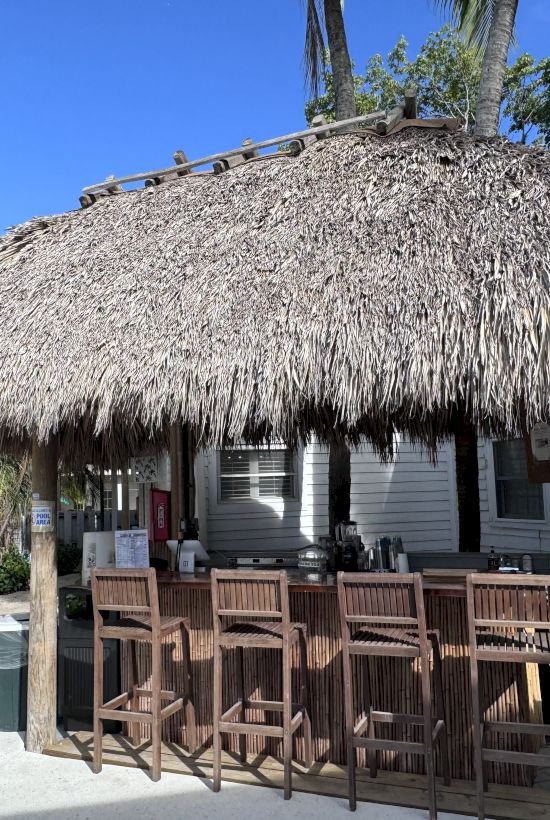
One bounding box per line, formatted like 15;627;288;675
170;423;182;541
26;436;58;753
121;461;130;530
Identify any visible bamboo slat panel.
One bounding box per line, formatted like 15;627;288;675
121;586;543;786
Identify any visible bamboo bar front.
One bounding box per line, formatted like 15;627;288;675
123;573;543;787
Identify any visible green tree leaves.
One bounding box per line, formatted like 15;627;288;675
306;25;549;145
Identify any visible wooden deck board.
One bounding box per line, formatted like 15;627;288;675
43;732;550;819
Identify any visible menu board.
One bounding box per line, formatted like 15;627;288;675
115;529;150;569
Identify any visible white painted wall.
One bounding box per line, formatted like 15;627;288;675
195;442;329;553
196;437;459;554
350;438;459;552
479;439;550;553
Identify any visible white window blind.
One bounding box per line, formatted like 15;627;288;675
493;439;544;520
219;448;295;501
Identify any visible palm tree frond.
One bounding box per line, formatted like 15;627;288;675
433;1;515;53
303;0;326;96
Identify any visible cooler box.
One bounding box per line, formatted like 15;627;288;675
0;614;29;731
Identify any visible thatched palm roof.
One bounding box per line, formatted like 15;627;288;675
0;125;549;462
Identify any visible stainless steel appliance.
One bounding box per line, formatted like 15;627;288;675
297;545;329;574
222;550;298;569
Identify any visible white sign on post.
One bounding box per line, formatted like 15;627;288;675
115;529;150;569
31;500;54;533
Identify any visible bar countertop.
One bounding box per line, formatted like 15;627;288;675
155;570;467;596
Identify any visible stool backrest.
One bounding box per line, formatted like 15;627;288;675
337;572;428;645
466;573;550;635
91;567;160;628
211;569;290;638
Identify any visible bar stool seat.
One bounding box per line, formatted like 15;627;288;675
348;627;440;657
475;628;550;659
99;615;189;641
91;568;197;782
219;621;306;647
211;569;313;800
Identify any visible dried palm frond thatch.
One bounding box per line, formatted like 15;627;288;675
0;126;549;463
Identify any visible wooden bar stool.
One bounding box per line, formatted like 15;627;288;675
211;569;313;798
91;567;197;780
467;573;550;820
337;572;450;818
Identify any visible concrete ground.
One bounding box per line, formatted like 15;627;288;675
0;733;469;820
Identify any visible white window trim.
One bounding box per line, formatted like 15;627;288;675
206;445;303;516
485;439;550;530
215;446;300;506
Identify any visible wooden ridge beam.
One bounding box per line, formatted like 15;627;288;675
376;105;405;135
82;108;387;195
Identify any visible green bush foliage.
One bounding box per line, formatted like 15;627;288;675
57;542;82;577
0;546;30;594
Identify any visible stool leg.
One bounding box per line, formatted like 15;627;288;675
363;659;377;779
151;636;162;782
181;622;197;754
367;705;377;778
282;640;292;800
93;632;103;774
470;654;485;820
420;652;437;820
342;644;356;811
235;646;247;764
433;643;451;787
212;641;222;792
298;629;313;768
128;639;140;746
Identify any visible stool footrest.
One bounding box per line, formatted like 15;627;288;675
219;720;284;738
98;708;153;723
161;698;184;720
482;749;550;768
354;737;425;755
102;692;131;711
485;720;550;736
135;688;178;700
370;710;426;726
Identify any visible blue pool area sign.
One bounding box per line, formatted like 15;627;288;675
31;500;54;533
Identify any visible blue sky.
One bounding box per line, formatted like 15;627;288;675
0;1;548;232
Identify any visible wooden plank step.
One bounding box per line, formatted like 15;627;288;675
42;733;550;820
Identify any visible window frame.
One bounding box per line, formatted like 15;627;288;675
486;438;548;528
216;446;297;505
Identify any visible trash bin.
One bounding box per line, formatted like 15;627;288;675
0;613;29;731
58;586;120;731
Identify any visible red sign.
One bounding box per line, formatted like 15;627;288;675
150;489;171;541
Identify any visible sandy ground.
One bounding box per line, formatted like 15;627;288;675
0;733;470;820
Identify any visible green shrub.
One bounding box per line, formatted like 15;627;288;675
0;547;30;595
57;542;82;576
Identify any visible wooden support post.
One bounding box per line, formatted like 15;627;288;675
170;424;182;539
26;436;58;753
111;465;118;532
121;462;130;530
404;87;418;119
99;467;105;531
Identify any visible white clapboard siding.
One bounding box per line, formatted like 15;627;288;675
350;439;459;552
478;439;550;553
197;442;329;552
197;437;458;553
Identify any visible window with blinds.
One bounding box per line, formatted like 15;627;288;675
218;449;295;501
493;439;544;520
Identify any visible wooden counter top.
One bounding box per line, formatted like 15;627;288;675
156;570;466;596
